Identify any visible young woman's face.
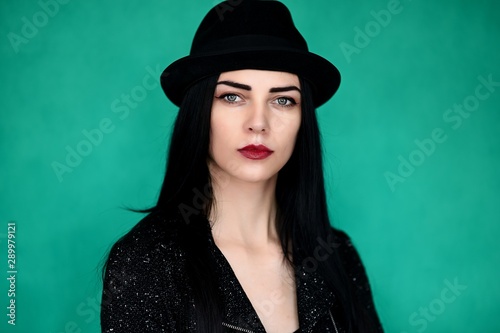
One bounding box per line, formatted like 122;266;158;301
208;69;302;184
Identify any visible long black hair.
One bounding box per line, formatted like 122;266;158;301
118;73;378;332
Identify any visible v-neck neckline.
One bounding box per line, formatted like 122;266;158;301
207;228;335;333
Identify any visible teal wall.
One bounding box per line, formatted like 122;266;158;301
1;0;499;332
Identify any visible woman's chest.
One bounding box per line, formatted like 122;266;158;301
229;258;299;333
209;238;339;333
214;240;299;332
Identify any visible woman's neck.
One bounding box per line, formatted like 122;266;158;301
208;173;279;248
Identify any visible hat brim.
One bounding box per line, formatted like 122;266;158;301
160;48;341;108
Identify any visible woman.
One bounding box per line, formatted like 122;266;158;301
101;1;384;332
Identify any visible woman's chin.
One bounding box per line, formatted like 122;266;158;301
224;169;279;185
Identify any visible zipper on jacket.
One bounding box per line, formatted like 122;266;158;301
329;310;339;333
222;312;337;332
222;321;255;333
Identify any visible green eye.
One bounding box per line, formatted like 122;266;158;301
277;97;288;105
226;94;238;102
275;97;297;107
218;94;241;103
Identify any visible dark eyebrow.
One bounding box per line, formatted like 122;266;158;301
216;81;301;94
269;86;301;93
216;81;251;90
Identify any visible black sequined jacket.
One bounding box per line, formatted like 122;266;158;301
100;211;383;332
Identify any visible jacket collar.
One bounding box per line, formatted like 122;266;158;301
208;232;336;333
294;248;337;333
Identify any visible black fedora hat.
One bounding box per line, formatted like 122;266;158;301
160;0;341;108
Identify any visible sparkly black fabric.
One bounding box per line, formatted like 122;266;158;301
100;211;383;332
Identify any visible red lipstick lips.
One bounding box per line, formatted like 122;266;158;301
238;144;274;160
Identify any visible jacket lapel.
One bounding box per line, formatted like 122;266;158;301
293;249;336;333
209;234;267;332
208;231;336;332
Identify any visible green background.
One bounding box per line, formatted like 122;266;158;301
1;0;499;332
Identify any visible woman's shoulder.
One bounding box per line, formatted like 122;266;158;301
104;210;186;271
329;227;362;264
329;227;371;282
329;226;382;326
101;211;194;331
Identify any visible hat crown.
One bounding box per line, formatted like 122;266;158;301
160;0;341;108
190;0;308;55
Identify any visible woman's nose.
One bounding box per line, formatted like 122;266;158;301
245;102;269;133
